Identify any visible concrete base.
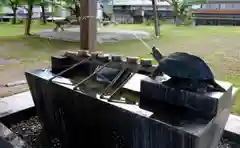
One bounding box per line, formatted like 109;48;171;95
39;27;151;44
0;92;34;118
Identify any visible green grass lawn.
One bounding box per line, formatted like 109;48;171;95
0;23;240;114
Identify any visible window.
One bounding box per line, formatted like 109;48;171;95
220;4;226;9
201;4;207;9
220;4;235;9
234;4;240;9
201;4;219;9
210;4;219;9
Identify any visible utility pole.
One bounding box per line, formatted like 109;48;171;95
151;0;160;37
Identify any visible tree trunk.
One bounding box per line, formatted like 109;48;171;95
172;2;179;25
75;4;80;17
24;2;33;36
175;15;181;26
75;4;80;23
41;4;46;24
175;14;185;26
12;6;17;24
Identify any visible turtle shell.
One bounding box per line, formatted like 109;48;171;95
158;52;214;80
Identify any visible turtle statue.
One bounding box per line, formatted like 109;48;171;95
150;46;226;92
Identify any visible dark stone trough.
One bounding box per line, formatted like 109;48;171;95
26;51;238;148
24;69;234;148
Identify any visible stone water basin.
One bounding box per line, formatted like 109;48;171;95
23;68;235;148
0;67;238;148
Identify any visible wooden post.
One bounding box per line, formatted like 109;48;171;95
80;0;97;52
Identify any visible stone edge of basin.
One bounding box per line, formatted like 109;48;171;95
0;91;34;119
223;87;240;141
0;87;239;141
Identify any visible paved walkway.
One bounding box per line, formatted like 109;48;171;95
40;28;151;43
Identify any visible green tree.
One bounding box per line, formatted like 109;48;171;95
55;0;80;21
9;0;19;24
63;0;80;17
44;0;80;21
40;0;47;24
22;0;34;35
0;0;20;24
165;0;205;26
22;0;46;34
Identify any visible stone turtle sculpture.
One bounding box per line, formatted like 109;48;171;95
150;46;225;92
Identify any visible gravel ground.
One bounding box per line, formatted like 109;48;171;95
7;116;240;148
9;116;61;148
218;139;240;148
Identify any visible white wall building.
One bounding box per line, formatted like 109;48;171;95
1;5;53;19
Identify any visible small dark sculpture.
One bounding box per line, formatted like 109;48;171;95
150;46;225;92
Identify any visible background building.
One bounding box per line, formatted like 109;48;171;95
0;5;54;21
103;0;172;24
192;0;240;25
0;0;173;24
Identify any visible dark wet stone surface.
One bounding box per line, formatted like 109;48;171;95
0;122;26;147
140;76;233;118
0;138;13;148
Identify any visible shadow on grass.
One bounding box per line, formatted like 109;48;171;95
0;36;80;60
0;22;55;36
0;35;79;50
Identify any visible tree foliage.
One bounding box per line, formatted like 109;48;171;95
52;0;80;17
165;0;205;25
0;0;81;35
39;0;47;24
0;0;21;24
64;0;80;15
21;0;36;35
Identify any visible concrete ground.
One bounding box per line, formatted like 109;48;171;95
39;27;151;43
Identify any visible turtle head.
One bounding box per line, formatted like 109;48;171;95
151;46;163;62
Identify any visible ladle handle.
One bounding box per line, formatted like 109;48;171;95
107;73;135;101
49;57;91;82
73;61;112;90
100;68;126;98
